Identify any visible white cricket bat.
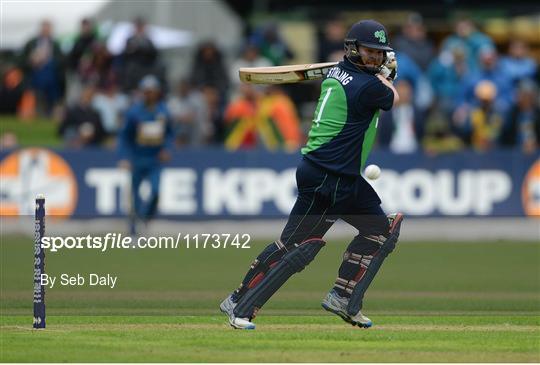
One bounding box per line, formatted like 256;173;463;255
239;62;337;84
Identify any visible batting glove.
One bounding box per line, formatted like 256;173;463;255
382;51;398;81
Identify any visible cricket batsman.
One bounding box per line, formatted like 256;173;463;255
118;75;174;235
220;20;403;329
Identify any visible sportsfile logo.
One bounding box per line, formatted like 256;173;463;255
39;233;252;252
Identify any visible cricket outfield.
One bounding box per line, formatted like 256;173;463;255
1;236;539;362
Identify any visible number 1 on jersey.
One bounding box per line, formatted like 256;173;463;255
314;87;332;127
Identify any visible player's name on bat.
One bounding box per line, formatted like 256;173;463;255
239;62;338;84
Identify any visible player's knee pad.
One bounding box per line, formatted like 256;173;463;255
379;213;403;255
233;240;288;299
334;234;380;295
283;238;325;272
234;238;325;318
346;213;404;315
379;235;396;255
249;240;289;286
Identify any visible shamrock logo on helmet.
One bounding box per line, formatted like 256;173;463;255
374;30;386;43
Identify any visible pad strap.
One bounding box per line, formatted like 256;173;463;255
234;239;325;319
347;214;403;315
233;240;288;301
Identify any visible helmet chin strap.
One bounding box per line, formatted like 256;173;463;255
344;41;387;75
347;58;382;74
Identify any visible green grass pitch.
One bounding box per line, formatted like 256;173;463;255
1;235;539;362
0;116;62;147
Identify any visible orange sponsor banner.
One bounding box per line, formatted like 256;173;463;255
521;159;540;217
0;148;78;216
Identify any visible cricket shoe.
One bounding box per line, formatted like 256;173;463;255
219;295;255;330
321;290;372;328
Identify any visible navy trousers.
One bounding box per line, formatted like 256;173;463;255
280;158;389;247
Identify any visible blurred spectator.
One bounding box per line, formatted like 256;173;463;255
224;84;302;150
118;75;174;234
0;131;19;150
395;52;433;116
122;17;159;92
394;53;421;90
65;18;99;104
428;44;469;116
379;79;422;153
422;111;465;155
499;40;538;86
224;83;260;149
393;13;435;71
250;23;294;66
456;80;505;150
77;41;117;89
69;18;97;72
317;17;346;62
0;66;25;114
456;46;513;114
201;85;226;144
19;20;65;116
191;42;230;100
229;42;272;95
92;82;129;137
260;85;303;150
167;79;212;146
500;80;540;154
58;83;106;147
441;18;494;72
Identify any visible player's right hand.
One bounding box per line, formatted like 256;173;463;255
383;52;398;81
385;52;397;70
379;66;392;80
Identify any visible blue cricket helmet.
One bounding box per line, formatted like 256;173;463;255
345;19;393;51
344;20;392;74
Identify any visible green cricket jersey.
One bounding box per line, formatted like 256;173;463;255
301;58;394;175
